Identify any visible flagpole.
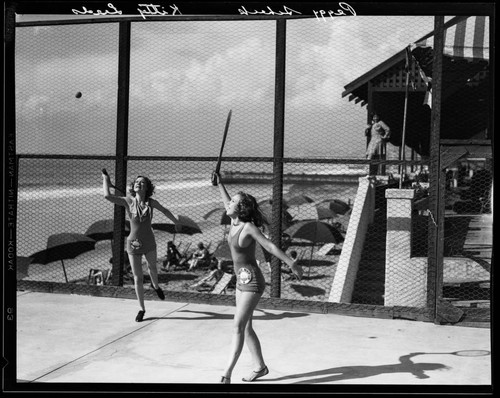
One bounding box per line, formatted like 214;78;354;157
400;46;411;189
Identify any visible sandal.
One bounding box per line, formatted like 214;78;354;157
151;284;165;300
220;376;231;384
135;310;145;322
242;366;269;382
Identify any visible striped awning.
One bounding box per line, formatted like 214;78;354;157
412;16;489;61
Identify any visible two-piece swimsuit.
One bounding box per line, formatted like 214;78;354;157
228;223;266;294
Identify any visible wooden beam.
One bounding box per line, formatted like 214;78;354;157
270;19;286;298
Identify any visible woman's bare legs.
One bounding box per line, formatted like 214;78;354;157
188;258;199;270
222;289;262;380
128;253;145;311
245;315;266;372
144;250;160;289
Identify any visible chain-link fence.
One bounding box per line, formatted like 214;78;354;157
11;13;492;324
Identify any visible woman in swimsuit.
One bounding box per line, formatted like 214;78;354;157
213;172;303;384
102;169;178;322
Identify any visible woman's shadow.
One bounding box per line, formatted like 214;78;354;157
147;308;310;321
266;352;452;384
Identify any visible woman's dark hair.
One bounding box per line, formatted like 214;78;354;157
128;175;155;199
236;191;269;228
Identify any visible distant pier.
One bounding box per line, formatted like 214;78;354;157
221;170;365;185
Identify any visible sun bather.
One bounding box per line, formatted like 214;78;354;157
162;241;182;271
189;258;224;290
188;242;210;271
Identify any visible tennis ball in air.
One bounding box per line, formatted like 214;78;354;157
75;92;82;98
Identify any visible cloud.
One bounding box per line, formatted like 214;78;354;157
129;33;275;108
286;16;434;109
15;16;435;156
21;94;50;115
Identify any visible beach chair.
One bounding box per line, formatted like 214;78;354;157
282;249;306;281
180;242;192;257
88;268;112;285
165;242;190;271
317;243;337;256
210;272;233;294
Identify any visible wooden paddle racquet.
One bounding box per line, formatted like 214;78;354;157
211;109;232;186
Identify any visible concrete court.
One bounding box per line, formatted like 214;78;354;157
12;290;492;391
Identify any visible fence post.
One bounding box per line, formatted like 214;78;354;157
111;21;131;286
385;189;427;307
270;19;287;298
427;16;445;323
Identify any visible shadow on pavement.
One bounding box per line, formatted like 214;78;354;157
264;352;457;384
158;308;311;321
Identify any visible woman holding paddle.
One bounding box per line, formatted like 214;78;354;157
212;171;303;384
101;169;178;322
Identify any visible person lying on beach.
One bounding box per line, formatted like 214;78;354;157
212;171;303;384
101;169;179;322
188;257;224;290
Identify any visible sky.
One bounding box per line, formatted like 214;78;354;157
13;4;442;159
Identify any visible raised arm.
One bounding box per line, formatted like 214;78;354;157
246;223;303;280
212;172;231;211
150;198;178;224
102;168;128;207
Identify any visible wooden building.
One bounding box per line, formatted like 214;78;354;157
341;16;491;161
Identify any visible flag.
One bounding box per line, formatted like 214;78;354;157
422;80;432;108
408;15;490;109
417;63;432;108
404;45;416;91
408;44;433;108
404;45;412;73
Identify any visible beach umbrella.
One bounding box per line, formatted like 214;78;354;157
17;256;33;280
152;215;202;243
85;218;130;241
203;207;231;240
288;203;336;221
335;208;352;233
259;204;295;235
283;194;315;207
213;240;268;263
203;207;231;225
260;204;293;223
29;233;97;283
257;198;289;209
284;221;344;276
319;199;351;215
284;220;344;244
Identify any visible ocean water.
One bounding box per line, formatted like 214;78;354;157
16;158;359;258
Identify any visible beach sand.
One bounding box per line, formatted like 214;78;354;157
21;224;343;302
17;161;354;302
